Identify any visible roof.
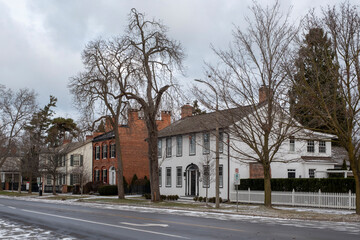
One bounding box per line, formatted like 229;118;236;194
40;139;92;155
300;156;337;164
158;105;256;138
92;131;115;142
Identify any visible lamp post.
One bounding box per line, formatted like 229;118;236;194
194;79;220;208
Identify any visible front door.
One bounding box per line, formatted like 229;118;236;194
190;170;196;195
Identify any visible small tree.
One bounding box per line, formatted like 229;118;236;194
199;153;215;206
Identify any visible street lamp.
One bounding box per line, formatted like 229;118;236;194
194;78;220;208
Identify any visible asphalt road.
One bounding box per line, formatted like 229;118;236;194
0;198;359;240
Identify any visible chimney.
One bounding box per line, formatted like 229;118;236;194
161;111;171;126
128;109;139;121
181;104;193;119
259;85;271;103
63;139;71;145
86;135;93;141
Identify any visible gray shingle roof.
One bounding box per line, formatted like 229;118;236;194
158;105;256;138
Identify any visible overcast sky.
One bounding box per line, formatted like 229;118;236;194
0;0;357;120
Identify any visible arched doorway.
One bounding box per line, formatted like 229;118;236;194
185;164;199;196
109;166;116;185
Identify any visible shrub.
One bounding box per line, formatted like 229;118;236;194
198;196;203;202
160;195;167;201
193;196;198;202
83;182;93;194
98;185;118;196
238;178;356;193
143;193;151;199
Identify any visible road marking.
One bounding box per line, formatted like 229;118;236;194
120;222;168;227
21;209;188;239
8;206;16;210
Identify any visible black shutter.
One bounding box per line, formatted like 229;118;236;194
70;155;74;166
70;174;73;185
80;155;83;166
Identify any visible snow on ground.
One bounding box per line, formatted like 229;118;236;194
1;194;360;235
0;217;76;240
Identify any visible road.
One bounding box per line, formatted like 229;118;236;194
0;197;359;240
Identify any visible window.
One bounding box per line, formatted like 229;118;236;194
219;132;224;153
289;137;295;152
219;165;223;188
102;144;108;159
159;167;162;187
309;169;316;178
176;167;182;187
158;139;162;158
176;136;183;157
307;140;314;153
110;143;116;158
70;174;80;185
203;165;210;188
70;154;83;166
319;141;326;153
203;132;210;154
166;167;171;187
166;137;172;157
189;134;196;155
102;169;107;183
94;170;100;182
95;146;100;160
46;175;52;185
288;169;296;178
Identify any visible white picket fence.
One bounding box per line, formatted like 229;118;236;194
230;188;356;210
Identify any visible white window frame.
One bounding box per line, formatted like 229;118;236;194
110;143;116;158
158;139;162;158
166;137;172;158
289;137;295;152
319;141;326;153
288;169;296;178
189;133;196;155
203;132;210;154
307;140;315;153
95;146;100;160
102;144;108;159
176;166;182;187
176;136;183;157
166;167;171;187
309;169;316;178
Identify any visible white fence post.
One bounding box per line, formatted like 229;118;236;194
248;187;251;203
318;189;321;208
349;190;352;210
292;189;295;206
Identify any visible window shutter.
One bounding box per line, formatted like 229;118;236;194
80;155;83;166
70;155;74;166
70;174;73;185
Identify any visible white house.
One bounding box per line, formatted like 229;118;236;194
40;138;93;192
158;103;336;201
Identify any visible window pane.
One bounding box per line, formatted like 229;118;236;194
290;137;295;152
307;140;314;153
288;169;296;178
203;133;210;154
309;169;316;178
189;134;196;155
159;168;162;187
176;167;182;187
158;139;162;158
166;138;172;157
219;132;224;153
166;167;171;186
219;165;223;188
176;136;183;157
319;141;326;153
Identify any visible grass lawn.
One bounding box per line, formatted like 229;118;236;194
43;195;90;200
0;191;36;197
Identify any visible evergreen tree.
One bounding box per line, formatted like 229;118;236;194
290;28;344;131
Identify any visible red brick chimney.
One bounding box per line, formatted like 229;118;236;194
259;85;272;103
128;109;139;121
181;104;193;119
161;111;171;126
63;139;71;145
86;135;93;141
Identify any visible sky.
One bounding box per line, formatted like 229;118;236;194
0;0;358;120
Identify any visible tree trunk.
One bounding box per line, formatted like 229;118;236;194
52;176;56;195
148;122;160;202
114;129;125;199
28;172;32;194
17;173;22;193
263;164;272;208
354;171;360;215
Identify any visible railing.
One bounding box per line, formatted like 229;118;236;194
230;188;356;210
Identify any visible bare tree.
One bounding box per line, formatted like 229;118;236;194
70;164;91;195
199;153;215;206
0;86;37;191
195;1;299;207
120;9;185;202
292;2;360;214
69;37;133;199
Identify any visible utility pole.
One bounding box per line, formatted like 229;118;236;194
194;78;220;208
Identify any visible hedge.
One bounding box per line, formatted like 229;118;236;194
236;178;355;193
98;185;118;196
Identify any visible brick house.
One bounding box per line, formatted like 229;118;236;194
92;109;171;185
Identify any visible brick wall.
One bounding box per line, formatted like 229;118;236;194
93;110;171;185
